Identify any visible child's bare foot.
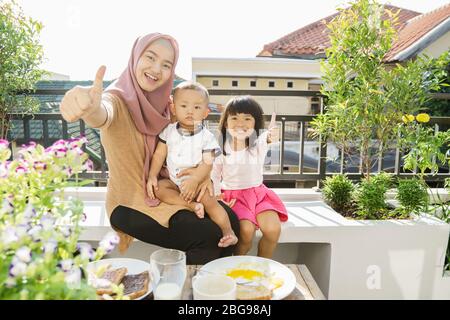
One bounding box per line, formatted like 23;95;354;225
189;202;204;218
218;233;238;248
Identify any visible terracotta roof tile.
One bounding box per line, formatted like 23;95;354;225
258;5;421;59
385;3;450;61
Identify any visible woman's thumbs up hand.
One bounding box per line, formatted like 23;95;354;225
60;65;106;122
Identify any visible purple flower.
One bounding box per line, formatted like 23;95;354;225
54;148;68;158
15;166;27;174
21;141;37;152
62;166;73;176
0;139;9;150
68;136;87;149
15;247;32;263
52;139;66;148
33;161;47;171
83;159;94;171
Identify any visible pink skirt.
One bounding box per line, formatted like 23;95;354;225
222;184;288;228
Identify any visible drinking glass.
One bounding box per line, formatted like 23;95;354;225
150;249;186;300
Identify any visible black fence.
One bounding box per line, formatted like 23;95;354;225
8;113;450;186
6;88;450;186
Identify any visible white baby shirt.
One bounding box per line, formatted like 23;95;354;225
159;122;221;186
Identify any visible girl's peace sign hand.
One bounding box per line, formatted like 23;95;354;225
267;112;280;143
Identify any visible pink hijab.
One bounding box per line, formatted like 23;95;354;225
106;33;179;206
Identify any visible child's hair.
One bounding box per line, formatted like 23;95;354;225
218;96;265;155
173;81;209;102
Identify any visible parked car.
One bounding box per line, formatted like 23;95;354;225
264;141;449;174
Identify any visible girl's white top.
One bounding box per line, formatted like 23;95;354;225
211;131;269;195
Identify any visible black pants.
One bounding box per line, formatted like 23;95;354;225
110;202;240;264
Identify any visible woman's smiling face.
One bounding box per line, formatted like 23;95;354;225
135;38;175;92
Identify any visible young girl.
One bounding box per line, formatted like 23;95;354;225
211;96;288;258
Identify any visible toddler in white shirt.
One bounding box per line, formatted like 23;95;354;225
147;81;238;248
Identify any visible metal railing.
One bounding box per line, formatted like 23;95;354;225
6;88;450;185
8;113;450;185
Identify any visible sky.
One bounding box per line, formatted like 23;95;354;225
15;0;450;81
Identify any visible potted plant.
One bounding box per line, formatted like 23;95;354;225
0;137;124;299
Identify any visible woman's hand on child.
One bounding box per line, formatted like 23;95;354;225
179;177;199;203
196;179;214;202
60;65;106;122
147;175;159;199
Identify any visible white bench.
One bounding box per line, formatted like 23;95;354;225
67;187;450;300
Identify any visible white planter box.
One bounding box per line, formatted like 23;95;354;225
66;187;450;300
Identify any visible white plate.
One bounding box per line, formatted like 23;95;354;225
200;256;296;300
87;258;152;300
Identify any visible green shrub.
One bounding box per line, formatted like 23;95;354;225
354;176;389;219
371;172;394;190
322;174;354;212
396;178;428;213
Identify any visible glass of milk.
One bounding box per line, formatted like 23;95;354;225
150;249;186;300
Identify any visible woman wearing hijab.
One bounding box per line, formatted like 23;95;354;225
60;33;239;264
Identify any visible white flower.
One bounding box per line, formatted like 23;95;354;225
5;277;16;288
59;259;73;272
103;231;120;245
15;224;30;238
65;267;81;289
43;239;57;254
2;227;19;245
40;214;55;231
0;163;8;178
9;260;27;277
1;199;14;214
77;242;94;261
28;225;43;241
16;247;32;263
98;231;120;254
0;139;9;150
23;203;36;219
59;226;72;237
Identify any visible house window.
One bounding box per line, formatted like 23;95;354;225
311;97;320;114
268;81;275;88
232;80;239;87
250;80;257;87
212;80;219;87
287;81;293;88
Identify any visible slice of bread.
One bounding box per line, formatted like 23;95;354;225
121;271;150;300
96;267;128;295
236;284;272;300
